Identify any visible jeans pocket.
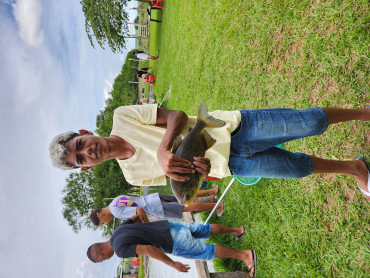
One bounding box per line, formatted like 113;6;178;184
230;145;252;156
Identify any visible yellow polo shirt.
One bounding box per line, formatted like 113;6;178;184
111;104;241;186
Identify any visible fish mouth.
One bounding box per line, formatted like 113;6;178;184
184;202;189;207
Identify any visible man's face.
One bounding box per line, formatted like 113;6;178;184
97;249;114;262
98;213;113;226
65;134;110;169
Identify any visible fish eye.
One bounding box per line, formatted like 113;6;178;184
184;195;189;200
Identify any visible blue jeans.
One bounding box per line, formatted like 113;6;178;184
168;221;216;261
228;107;328;178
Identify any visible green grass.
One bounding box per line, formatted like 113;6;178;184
144;1;369;277
137;7;162;98
138;256;144;278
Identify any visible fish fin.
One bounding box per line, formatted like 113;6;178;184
198;100;226;128
172;136;183;153
202;129;216;150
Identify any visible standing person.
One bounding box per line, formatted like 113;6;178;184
136;67;154;78
133;51;158;60
89;188;226;227
86;215;255;276
136;98;151;105
49;104;370;200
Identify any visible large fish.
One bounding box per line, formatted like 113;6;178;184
170;100;225;206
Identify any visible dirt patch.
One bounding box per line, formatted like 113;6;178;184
325;23;335;37
272;25;284;52
277;60;283;71
346;51;357;71
310;82;322;105
324;196;337;210
330;265;340;277
327;173;336;182
268;57;284;72
324;76;339;94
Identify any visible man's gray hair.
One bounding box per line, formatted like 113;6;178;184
49;131;80;170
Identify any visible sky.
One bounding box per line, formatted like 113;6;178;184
0;0;136;277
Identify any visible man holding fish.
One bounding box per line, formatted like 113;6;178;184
50;102;370;201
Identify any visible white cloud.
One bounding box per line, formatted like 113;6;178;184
103;72;119;102
0;19;64;114
13;0;44;46
76;257;120;278
77;261;99;278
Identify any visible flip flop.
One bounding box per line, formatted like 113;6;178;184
214;185;219;202
217;202;225;218
356;158;370;197
235;225;246;241
246;249;257;278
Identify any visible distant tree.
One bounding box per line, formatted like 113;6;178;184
96;50;139;136
80;0;130;53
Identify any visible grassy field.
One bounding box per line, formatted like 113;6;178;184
142;1;369;277
136;7;162;99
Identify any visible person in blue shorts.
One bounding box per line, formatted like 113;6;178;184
86;214;256;277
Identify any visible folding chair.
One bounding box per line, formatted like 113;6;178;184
144;75;156;85
151;0;164;9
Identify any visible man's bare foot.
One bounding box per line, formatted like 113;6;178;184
210;186;219;195
354;159;370;201
241;249;256;277
216;202;224;218
363;106;370;121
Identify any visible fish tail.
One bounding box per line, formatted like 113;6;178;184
198;100;226;128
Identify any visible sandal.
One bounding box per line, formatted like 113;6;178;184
217;202;225;218
246;249;257;278
356;158;370;197
235;225;246;241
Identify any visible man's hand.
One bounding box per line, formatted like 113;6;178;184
157;149;195;181
136;208;149;223
156;108;190;181
171;261;191;272
193;157;211;178
136;245;190;273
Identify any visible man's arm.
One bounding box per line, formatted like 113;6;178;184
136;245;190;272
136;208;149;223
129;215;142;223
156;108;211;181
156;108;192;182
